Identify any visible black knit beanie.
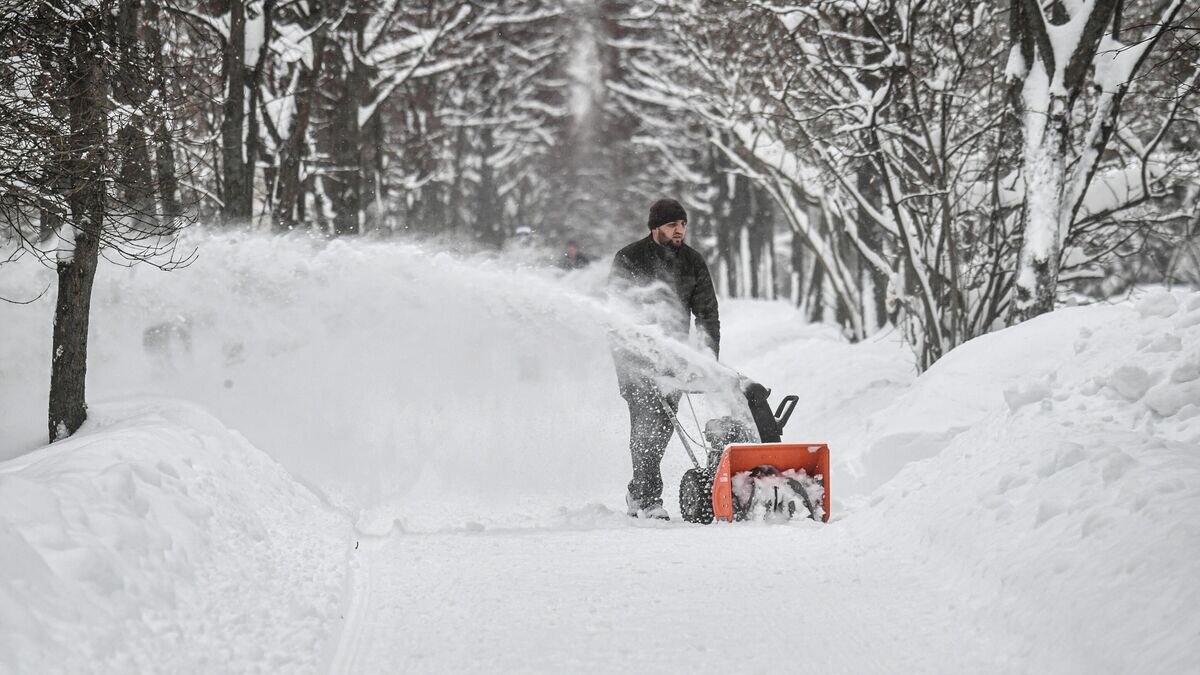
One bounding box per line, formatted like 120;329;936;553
647;198;687;230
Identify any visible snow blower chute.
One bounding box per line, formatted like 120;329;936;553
671;381;830;524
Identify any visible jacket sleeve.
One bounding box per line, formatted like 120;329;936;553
690;258;720;359
607;251;647;386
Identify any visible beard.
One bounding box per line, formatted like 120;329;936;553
654;227;685;247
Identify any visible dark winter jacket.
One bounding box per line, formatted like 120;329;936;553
559;251;591;270
608;235;720;386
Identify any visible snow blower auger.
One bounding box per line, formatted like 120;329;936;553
673;381;830;524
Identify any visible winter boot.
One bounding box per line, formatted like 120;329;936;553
626;492;670;520
625;491;640;517
641;504;670;520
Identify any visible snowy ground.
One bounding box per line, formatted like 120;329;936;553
2;231;1198;673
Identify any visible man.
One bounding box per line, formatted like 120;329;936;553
608;198;720;520
558;239;591;270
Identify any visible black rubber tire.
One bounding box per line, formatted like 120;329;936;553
679;469;714;524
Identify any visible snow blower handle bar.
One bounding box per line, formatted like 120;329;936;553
660;397;704;470
774;395;798;432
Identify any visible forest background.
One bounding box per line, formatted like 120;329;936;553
2;0;1198;438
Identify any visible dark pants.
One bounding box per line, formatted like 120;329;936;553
620;382;682;508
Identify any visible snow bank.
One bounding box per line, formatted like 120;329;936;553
0;400;348;673
852;303;1129;492
855;289;1200;672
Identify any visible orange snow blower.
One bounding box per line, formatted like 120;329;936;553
673;381;830;524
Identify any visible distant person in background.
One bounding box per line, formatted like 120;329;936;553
512;225;535;246
607;197;720;520
558;240;591;270
505;226;543;266
142;316;193;372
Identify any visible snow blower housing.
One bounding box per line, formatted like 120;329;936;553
675;382;830;524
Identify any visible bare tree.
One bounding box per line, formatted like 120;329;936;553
0;0;193;441
1007;0;1193;320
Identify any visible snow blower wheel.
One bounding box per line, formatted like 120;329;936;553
679;468;714;524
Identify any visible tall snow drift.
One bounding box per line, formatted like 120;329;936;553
852;290;1200;673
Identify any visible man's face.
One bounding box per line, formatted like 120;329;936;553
653;220;686;247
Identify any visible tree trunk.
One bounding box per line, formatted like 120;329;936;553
729;172;753;297
804;201;826;323
113;0;156;226
476;127;502;247
1008;0;1120;322
710;147;739;295
749;183;775;299
220;0;251;222
241;0;273;225
360;103;385;232
49;10;106;442
330;10;369;236
116;121;155;218
855;164;888;330
1012;99;1069;320
152;120;181;225
413;78;443;232
449;126;467;232
275;34;324;231
790;225;805;307
329;77;362;235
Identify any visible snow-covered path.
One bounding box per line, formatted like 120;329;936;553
329;521;1025;674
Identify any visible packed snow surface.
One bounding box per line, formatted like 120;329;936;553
2;231;1198;672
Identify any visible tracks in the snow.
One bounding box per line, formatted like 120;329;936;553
327;537;380;675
